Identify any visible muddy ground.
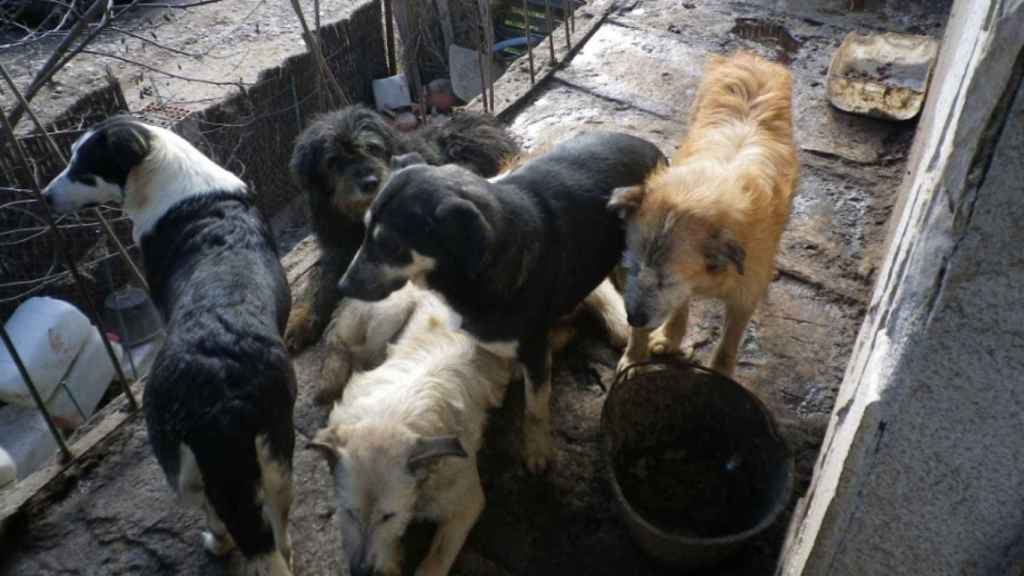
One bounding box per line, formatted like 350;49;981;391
0;0;951;575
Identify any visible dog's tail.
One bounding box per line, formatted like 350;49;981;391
419;111;520;177
582;278;629;349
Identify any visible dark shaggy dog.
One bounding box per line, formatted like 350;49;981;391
337;131;666;473
283;104;520;354
44;117;296;575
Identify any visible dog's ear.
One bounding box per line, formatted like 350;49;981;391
434;197;493;276
407;435;467;473
290;131;323;191
390;152;427;171
307;427;347;468
106;123;150;174
703;227;746;275
607;185;645;219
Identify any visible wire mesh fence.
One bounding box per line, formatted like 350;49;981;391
0;3;387;324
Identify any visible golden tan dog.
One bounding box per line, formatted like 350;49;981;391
609;51;798;375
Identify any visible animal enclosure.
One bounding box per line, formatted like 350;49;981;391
0;1;954;575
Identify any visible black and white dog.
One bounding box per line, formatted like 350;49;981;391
44;116;296;576
337;132;666;472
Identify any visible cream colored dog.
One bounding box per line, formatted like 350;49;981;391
610;51;798;375
309;294;514;576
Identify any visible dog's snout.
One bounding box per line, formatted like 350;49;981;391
627;308;650;328
359;174;379;193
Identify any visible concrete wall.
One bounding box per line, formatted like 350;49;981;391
779;0;1024;574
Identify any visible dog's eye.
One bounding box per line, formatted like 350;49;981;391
380;512;396;523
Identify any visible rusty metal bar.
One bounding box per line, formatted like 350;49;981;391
0;64;149;294
479;0;496;111
570;0;575;34
545;0;556;63
523;0;536;84
477;25;490;113
564;1;571;50
0;103;139;412
383;0;396;76
0;324;72;462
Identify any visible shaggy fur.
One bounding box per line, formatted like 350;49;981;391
283;105;520;354
610;52;799;375
310;295;514;576
336;131;666;472
43;117;296;576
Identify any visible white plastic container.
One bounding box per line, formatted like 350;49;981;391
0;297;91;406
0;445;16;488
372;73;412;112
0;404;58;479
46;328;123;429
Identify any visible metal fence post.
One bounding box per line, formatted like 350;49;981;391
0;324;73;462
523;0;536;84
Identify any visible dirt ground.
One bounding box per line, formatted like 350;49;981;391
0;0;362;127
0;0;952;575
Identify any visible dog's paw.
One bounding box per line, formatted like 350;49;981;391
281;546;294;572
648;337;678;356
284;307;317;353
201;530;236;557
650;337;693;357
414;560;447;576
522;417;554;474
616;353;646;375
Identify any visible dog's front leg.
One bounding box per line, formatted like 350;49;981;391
201;500;236;556
712;302;754;375
415;471;485;576
284;247;345;352
617;327;652;373
520;336;554;474
316;318;353;406
650;299;691;355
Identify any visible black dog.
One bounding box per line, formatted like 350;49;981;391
284;104;520;352
337;131;666;472
44;117;296;575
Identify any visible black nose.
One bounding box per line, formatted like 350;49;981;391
360;174;379;193
627;309;649;328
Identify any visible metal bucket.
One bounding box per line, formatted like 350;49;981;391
103;286;163;348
